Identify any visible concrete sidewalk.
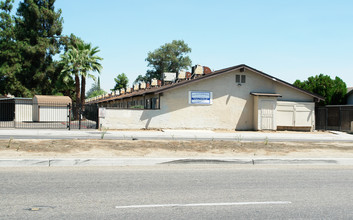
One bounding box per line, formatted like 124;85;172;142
1;157;353;167
1;128;353;142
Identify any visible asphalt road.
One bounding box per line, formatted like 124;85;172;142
1;165;353;219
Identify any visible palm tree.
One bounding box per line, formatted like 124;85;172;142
60;40;103;119
77;42;103;107
60;46;81;106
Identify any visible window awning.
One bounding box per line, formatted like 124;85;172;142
250;92;282;97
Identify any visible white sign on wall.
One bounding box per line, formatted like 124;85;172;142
189;91;213;104
99;108;106;118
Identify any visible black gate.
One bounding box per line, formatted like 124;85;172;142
68;103;99;130
0;99;98;129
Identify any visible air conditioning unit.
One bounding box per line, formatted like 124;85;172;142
134;84;139;91
151;78;158;86
178;70;186;79
140;82;146;89
120;88;125;94
163;72;177;82
194;65;203;75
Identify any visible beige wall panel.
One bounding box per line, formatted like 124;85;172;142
15;102;32;122
39;107;68;122
276;101;315;128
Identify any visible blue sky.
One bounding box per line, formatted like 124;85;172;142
13;0;353;91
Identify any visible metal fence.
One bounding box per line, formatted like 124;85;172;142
316;105;353;131
0;99;98;129
69;103;99;129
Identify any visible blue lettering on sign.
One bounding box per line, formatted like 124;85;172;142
190;92;211;104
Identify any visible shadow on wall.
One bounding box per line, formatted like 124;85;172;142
139;97;185;129
235;98;253;130
139;90;254;130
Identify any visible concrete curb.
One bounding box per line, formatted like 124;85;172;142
1;158;353;167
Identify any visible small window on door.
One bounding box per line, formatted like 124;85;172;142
236;74;246;84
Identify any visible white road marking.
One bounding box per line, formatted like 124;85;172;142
115;201;292;209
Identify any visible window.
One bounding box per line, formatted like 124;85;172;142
241;75;246;83
151;98;159;109
236;75;240;83
236;74;246;84
145;99;151;109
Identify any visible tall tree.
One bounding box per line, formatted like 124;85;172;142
53;34;81;99
60;44;81;112
135;40;192;83
79;42;102;107
294;74;347;105
60;40;103;107
14;0;63;96
0;0;29;96
112;73;128;91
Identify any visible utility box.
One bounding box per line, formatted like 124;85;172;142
163;72;176;82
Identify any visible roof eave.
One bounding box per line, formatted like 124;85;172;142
242;65;325;102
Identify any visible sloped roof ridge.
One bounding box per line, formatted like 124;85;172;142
154;64;323;100
95;64;324;103
241;64;324;100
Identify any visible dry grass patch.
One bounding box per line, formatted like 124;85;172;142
0;139;353;158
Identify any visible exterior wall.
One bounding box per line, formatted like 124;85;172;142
100;109;158;129
276;101;315;130
347;93;353;105
101;94;158;109
100;69;315;130
253;96;259;130
14;100;32;122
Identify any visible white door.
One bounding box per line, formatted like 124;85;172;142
261;100;275;130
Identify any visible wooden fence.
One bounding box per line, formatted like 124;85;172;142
316;105;353;131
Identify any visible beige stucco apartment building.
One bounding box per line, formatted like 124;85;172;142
90;64;323;131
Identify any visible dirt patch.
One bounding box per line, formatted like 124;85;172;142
1;139;353;158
